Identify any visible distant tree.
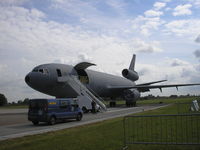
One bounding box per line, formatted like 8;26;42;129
17;100;23;104
23;98;29;104
170;95;178;98
0;93;8;106
12;102;16;105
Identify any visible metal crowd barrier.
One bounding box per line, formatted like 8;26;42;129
123;113;200;148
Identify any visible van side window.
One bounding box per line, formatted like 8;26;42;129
57;69;62;77
39;69;44;73
59;101;68;108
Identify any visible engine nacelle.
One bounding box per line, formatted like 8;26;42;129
123;89;140;102
122;69;139;81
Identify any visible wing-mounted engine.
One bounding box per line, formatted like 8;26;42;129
123;89;140;107
122;69;139;81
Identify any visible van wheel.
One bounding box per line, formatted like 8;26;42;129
76;113;82;121
32;121;39;125
48;116;56;125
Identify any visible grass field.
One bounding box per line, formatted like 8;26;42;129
0;105;28;109
0;97;200;150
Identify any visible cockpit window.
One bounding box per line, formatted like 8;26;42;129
32;68;49;75
32;69;38;72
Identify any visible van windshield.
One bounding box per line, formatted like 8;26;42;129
29;99;47;110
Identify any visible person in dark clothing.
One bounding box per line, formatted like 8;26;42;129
91;101;96;113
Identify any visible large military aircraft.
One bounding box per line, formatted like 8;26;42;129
25;54;200;111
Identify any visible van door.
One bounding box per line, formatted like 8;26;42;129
58;100;70;119
70;104;78;117
59;100;76;119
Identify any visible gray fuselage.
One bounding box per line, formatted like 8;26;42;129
25;63;135;98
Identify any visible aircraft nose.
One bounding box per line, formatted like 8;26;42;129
25;74;30;84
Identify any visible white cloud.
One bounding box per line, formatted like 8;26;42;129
168;58;189;67
154;2;166;10
164;19;200;37
173;4;192;16
144;10;163;17
131;16;165;36
165;7;171;11
132;39;162;53
132;2;166;37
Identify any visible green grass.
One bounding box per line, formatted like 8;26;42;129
0;105;28;109
0;97;200;150
138;96;199;104
104;96;199;106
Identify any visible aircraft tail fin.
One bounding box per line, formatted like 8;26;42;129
129;54;136;71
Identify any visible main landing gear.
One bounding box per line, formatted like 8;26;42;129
126;101;136;107
109;101;116;107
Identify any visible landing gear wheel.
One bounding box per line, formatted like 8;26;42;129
76;113;82;121
32;121;39;125
126;101;136;107
48;116;56;125
109;101;116;107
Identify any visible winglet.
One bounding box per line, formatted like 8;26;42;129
129;54;136;71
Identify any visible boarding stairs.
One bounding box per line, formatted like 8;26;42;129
58;75;107;111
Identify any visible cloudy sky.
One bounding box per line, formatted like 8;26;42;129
1;0;200;102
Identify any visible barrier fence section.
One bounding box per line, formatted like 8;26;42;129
123;114;200;147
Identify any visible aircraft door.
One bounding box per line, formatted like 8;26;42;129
76;69;89;84
56;69;62;77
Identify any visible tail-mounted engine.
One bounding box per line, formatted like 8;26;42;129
122;69;139;82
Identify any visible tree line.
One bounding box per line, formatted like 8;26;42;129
0;93;29;106
0;93;8;106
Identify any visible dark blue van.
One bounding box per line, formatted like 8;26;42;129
28;98;83;125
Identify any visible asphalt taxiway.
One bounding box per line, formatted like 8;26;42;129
0;105;168;141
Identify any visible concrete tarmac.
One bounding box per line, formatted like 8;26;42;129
0;105;168;141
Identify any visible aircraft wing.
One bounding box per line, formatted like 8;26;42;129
107;83;200;93
136;80;167;86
